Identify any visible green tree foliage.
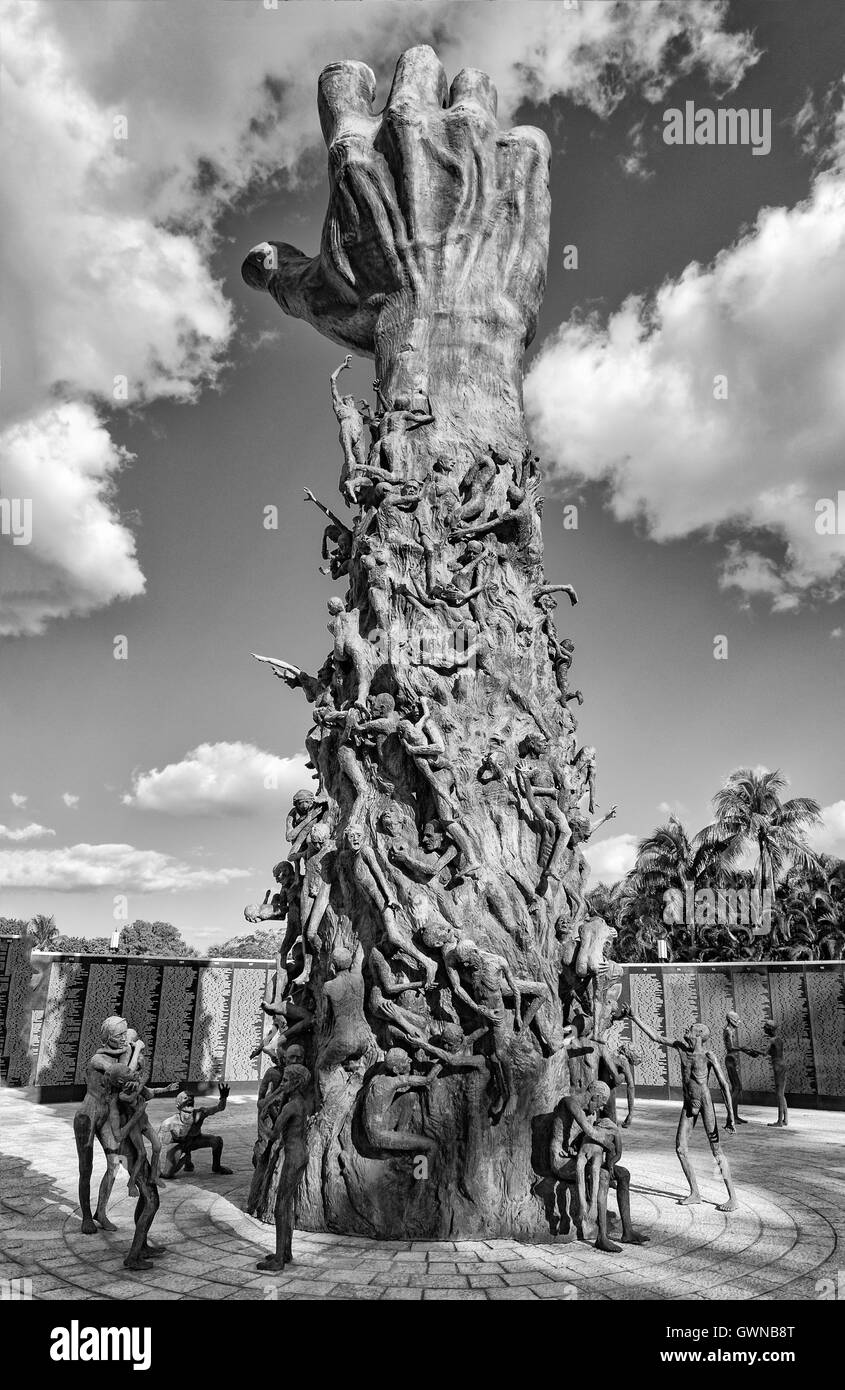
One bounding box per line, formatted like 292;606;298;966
116;920;198;958
53;935;112;955
1;914;58;947
589;770;840;965
204;928;282;959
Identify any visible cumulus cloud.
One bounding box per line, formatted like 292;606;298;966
583;831;639;882
526;94;845;611
0;0;756;635
0;823;56;843
0;406;146;636
810;801;845;860
61;793;80;809
0;843;250;893
10;794;27;809
122;742;312;816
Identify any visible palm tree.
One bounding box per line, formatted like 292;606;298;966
635;816;729;897
632;815;732;951
696;769;821;910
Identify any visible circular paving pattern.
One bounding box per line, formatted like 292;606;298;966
0;1091;840;1301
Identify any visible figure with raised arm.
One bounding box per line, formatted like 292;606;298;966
623;1006;738;1211
330;356;369;502
304;487;353;578
157;1084;233;1179
73;1015;140;1235
326;597;377;708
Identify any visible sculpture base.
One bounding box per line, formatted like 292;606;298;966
250;1047;568;1241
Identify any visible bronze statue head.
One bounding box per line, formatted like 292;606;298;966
100;1016;128;1053
385;1048;411;1076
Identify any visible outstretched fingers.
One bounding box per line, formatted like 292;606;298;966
385;45;449;111
318;60;377;145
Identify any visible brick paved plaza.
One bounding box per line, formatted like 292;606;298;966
0;1088;841;1302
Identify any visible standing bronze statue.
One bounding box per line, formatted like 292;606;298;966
73;1015;163;1269
625;1008;738;1212
242;46;618;1240
255;1064;313;1274
723;1009;758;1124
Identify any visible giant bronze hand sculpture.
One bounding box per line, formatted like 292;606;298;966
243;45;550;463
242;47;612;1243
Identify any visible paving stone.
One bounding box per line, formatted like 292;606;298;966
424;1288;488;1300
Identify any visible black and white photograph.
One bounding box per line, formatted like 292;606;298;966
1;0;844;1359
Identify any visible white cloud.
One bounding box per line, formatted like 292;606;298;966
0;0;756;635
0;405;145;636
10;794;27;809
0;823;56;843
123;742;313;817
810;801;845;860
61;793;80;809
619;119;654;180
583;831;639;883
0;843;250;893
831;626;843;639
525;100;845;610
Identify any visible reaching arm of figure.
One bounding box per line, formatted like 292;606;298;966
362;850;396;906
513;767;544;825
304;489;347;532
330;355;351;403
454;582;485;603
445;963;491;1019
589;806;617;835
627;1011;676;1049
538;583;578;606
456;515;501;539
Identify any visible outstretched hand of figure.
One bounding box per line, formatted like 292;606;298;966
242;45;550;361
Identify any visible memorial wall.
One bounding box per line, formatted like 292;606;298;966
4;952;844;1106
623;961;845;1107
20;951;277;1101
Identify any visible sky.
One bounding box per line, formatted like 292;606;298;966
1;0;844;951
